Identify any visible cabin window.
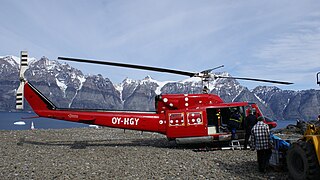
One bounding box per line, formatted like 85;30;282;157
187;112;203;126
168;113;185;126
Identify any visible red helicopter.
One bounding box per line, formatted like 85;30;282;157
16;51;292;144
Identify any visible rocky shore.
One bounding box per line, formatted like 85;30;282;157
0;127;293;179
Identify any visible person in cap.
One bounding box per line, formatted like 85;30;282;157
250;116;272;173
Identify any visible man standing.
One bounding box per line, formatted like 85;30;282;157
251;116;272;173
228;109;241;140
243;109;257;150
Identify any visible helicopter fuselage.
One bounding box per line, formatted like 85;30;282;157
24;82;276;142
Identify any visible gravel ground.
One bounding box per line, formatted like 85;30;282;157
0;128;290;179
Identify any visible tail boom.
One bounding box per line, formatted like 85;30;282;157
24;82;166;134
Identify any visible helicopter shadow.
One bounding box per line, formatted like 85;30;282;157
16;137;231;150
17;137;172;149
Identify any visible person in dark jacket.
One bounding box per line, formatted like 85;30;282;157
243;109;257;150
228;109;242;140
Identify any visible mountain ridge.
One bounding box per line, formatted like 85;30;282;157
1;55;319;120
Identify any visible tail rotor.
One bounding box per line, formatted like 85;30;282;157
16;51;28;110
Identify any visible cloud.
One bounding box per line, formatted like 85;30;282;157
251;13;320;88
1;0;320;90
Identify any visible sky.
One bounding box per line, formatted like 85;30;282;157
1;0;320;90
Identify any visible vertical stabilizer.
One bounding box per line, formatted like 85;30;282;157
16;51;28;110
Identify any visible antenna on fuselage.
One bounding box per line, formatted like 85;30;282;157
16;51;28;110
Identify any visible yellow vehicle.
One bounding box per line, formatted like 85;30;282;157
286;72;320;180
286;123;320;180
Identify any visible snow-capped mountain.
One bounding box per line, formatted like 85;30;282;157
0;56;19;81
0;55;319;120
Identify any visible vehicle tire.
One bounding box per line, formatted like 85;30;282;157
286;141;320;180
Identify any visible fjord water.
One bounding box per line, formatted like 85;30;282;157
0;111;88;130
0;111;295;131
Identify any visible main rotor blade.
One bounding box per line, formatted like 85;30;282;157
217;76;293;85
58;57;196;77
58;57;293;85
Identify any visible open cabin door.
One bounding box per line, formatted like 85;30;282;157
206;108;231;134
206;107;247;135
206;108;217;135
